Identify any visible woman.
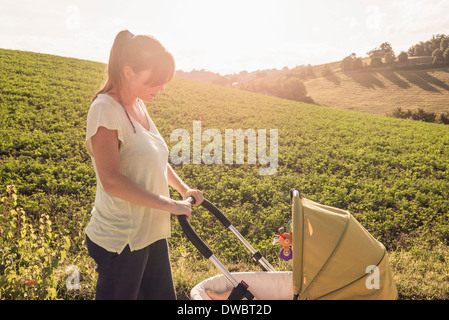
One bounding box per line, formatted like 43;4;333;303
85;29;203;300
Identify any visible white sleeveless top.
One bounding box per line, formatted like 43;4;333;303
85;94;170;253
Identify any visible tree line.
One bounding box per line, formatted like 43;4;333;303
341;34;449;71
237;66;316;104
389;107;449;125
178;34;449;104
408;34;449;64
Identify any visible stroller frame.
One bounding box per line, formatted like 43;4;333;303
178;195;279;300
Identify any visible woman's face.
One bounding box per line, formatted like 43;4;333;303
126;67;165;102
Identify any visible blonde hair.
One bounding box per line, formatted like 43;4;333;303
93;30;175;102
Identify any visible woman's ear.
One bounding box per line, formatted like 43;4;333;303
123;65;135;81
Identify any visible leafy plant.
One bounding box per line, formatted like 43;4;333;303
0;185;70;299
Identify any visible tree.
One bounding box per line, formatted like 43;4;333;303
256;70;267;78
341;53;363;72
432;48;444;64
411;108;436;123
353;58;363;70
341;53;355;72
413;43;427;56
444;48;449;65
370;57;383;68
436;112;449;124
398;51;408;62
321;65;333;76
211;76;229;86
390;107;412;119
304;65;315;77
428;35;442;53
408;34;449;57
384;52;395;64
440;38;449;51
279;78;308;102
367;42;394;58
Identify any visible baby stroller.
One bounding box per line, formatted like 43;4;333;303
179;189;397;300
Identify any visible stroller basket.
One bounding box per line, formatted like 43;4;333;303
179;190;397;300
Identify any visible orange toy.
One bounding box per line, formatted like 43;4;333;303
274;224;293;261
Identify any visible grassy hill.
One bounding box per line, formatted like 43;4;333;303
0;48;448;300
304;66;449;116
215;58;449;117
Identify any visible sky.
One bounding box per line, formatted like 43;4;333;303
1;0;449;75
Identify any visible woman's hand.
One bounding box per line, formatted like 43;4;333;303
183;189;204;206
170;199;193;219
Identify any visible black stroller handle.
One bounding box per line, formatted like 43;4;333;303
178;196;275;272
177;196;213;259
201;199;232;228
177;196;232;257
176;196;258;300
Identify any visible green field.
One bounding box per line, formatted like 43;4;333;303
1;48;448;300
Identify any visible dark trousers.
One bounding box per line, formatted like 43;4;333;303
86;236;176;300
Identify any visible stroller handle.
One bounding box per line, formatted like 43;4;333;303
178;196;276;272
177;196;232;258
177;196;257;299
198;198;232;227
177;196;213;259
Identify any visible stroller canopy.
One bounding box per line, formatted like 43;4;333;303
292;194;397;300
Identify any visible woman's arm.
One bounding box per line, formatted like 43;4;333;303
167;163;204;206
91;126;192;218
166;163;189;196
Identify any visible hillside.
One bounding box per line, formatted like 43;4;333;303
304;66;449;116
183;58;449;117
0;48;448;300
